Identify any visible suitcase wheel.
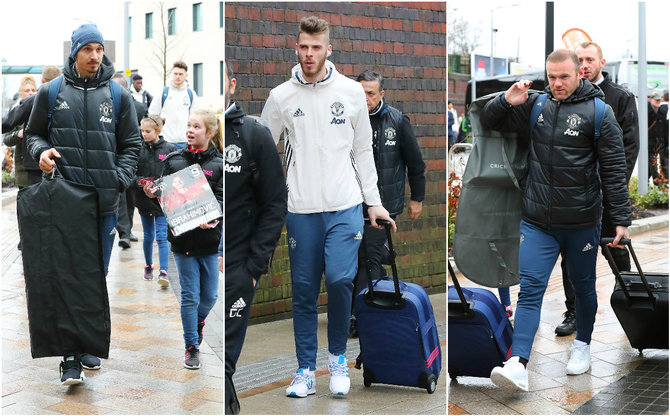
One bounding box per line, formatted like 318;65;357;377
363;366;374;387
427;374;437;394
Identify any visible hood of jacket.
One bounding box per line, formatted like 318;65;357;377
63;54;115;89
289;60;337;87
544;78;605;103
225;102;246;122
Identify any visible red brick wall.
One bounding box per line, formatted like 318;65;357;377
225;2;446;321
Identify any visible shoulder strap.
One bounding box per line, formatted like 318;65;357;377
593;97;606;140
187;89;194;109
231;117;258;175
529;93;548;138
47;75;64;129
109;80;122;126
161;86;169;107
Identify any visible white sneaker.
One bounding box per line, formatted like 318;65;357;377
328;353;350;395
286;368;316;397
566;342;591;375
490;356;529;392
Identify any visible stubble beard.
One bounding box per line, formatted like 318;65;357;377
299;55;327;80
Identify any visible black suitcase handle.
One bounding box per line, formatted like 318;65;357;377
600;238;656;307
448;261;472;315
362;219;404;308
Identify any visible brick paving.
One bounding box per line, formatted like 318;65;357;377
448;224;669;415
1;196;223;414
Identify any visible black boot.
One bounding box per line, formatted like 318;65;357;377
555;310;577;336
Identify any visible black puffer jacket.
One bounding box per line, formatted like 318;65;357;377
26;55;141;215
132;137;177;216
599;71;639;182
368;99;425;216
162;145;223;256
481;79;631;229
225;103;287;279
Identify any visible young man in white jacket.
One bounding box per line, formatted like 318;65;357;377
261;16;396;398
148;61;198;148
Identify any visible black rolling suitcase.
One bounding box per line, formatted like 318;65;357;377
601;238;668;353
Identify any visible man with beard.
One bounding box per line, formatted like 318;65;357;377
547;42;641;337
224;60;287;414
484;49;630;391
261;16;395;397
25;23;141;385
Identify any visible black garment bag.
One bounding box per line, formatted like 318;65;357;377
17;171;111;358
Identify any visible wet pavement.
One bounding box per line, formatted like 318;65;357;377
448;218;669;415
1;193;223;414
233;291;447;415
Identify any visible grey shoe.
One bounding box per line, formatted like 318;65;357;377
158;270;169;287
144;265;153;280
118;238;131;249
184;345;200;369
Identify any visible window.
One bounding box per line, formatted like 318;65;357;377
220;61;224;95
128;16;132;42
145;12;153;39
219;2;223;28
193;63;203;96
193;3;202;31
168;8;177;35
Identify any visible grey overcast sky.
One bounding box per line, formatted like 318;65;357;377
449;0;670;67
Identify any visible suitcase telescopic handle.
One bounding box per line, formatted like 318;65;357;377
362;219;402;305
599;238;655;306
448;261;470;313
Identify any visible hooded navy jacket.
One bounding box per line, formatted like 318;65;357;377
26;55;141;216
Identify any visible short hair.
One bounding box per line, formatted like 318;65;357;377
546;48;580;72
172;60;188;72
299;16;330;44
132;74;143;81
356;70;384;92
42;65;62;82
577;41;603;60
111;73;128;88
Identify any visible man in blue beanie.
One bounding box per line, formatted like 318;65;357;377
25;23;141;386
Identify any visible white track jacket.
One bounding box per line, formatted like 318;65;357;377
261;61;382;214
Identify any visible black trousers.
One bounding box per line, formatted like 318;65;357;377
561;212;630;312
225;262;257;415
351;221;393;313
115;189;136;239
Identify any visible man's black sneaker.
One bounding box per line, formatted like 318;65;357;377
197;320;205;346
80;353;101;370
184;345;201;369
60;358;84;385
129;234;139;242
555;310;577;336
118;238;131;249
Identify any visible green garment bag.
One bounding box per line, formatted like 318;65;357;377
452;92;531;288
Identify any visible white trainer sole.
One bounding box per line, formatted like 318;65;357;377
490;368;528;392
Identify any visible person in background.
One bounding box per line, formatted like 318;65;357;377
133;114;177;285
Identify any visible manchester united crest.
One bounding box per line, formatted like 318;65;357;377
566;114;582;129
225;144;242;164
330;102;344;117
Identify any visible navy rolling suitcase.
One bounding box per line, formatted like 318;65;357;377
354;221;442;394
448;262;513;379
601;238;669;353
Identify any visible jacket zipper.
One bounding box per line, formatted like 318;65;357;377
83;79;89;183
548;101;560;228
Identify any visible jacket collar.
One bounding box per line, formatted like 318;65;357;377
291;60;337;86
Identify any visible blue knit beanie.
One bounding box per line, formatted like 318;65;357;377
70;24;104;59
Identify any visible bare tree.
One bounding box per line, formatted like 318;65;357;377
150;1;182;86
448;9;482;56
